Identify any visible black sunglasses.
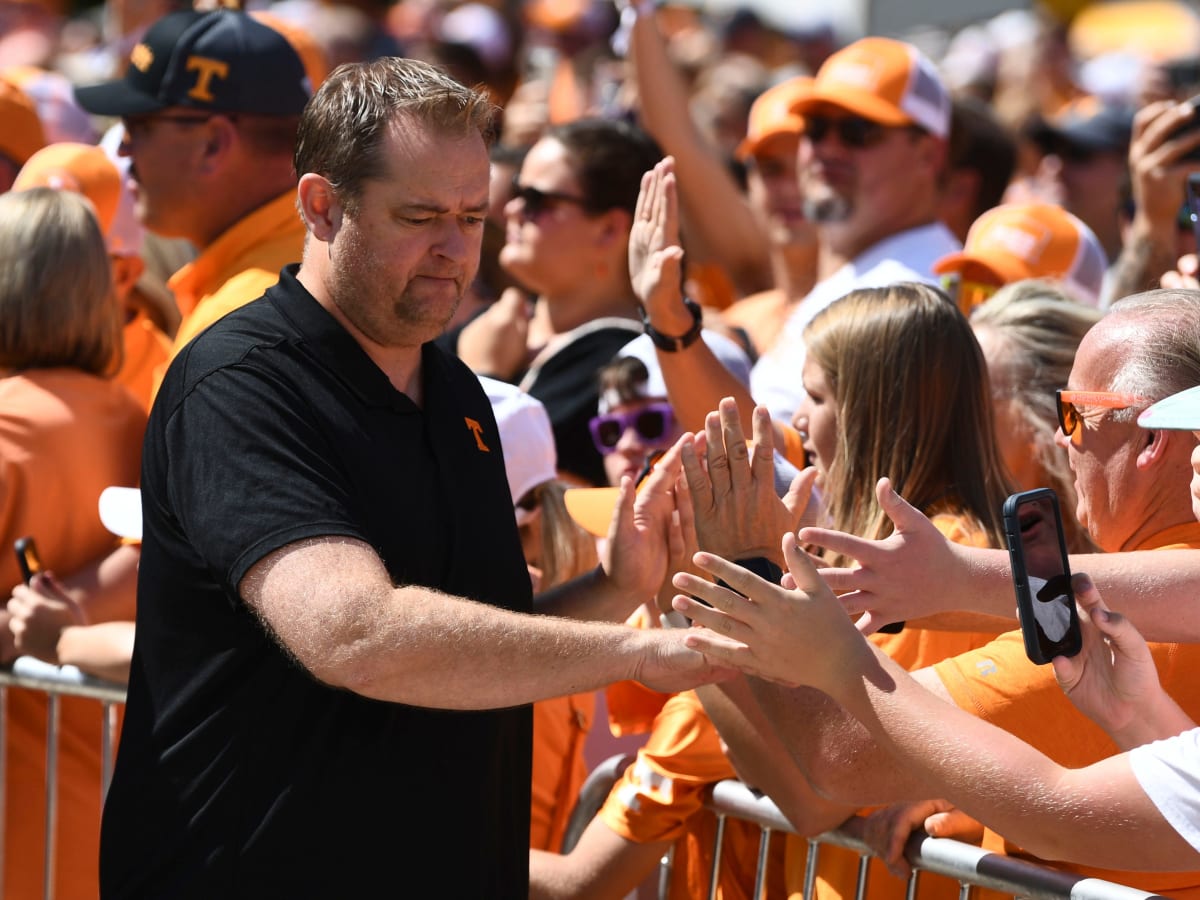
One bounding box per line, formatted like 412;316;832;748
804;114;900;149
588;402;675;455
510;177;590;218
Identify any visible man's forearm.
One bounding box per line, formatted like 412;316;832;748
1105;218;1176;305
695;678;857;835
534;565;642;623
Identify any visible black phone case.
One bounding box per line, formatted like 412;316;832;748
1003;488;1082;665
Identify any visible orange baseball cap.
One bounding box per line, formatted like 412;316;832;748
0;76;46;167
736;75;812;160
933;203;1108;306
789;37;950;139
13;142;121;236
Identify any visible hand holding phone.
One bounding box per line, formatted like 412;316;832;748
1003;489;1082;665
14;536;42;585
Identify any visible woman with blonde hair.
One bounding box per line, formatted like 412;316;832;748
0;187;146;899
970;280;1102;552
786;282;1017;900
797;282;1013;570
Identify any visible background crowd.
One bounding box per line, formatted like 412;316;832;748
5;0;1200;896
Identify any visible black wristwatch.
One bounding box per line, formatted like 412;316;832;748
640;298;703;352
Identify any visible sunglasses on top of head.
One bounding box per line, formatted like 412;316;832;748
510;177;591;218
588;402;675;456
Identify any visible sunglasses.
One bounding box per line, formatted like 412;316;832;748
589;402;675;455
941;275;1001;316
1056;389;1149;437
803;114;892;149
510;178;590;218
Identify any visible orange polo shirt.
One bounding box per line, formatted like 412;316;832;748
935;521;1200;899
160;190;304;381
0;369;145;900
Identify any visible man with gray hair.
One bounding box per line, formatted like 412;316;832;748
99;57;720;898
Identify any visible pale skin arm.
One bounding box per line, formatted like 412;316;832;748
806;477;1200;642
628;8;770;295
529;818;669;900
675;544;1200;870
629;157;761;435
238;535;725;709
7;573;136;683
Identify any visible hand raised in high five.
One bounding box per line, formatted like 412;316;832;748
681;396;812;563
628;157;691;333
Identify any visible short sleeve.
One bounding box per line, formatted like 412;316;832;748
1129;728;1200;854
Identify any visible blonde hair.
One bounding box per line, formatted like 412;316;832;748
805;283;1011;561
970;281;1102;552
534;481;598;588
0;188;121;376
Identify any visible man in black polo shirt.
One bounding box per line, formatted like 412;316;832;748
99;58;720;898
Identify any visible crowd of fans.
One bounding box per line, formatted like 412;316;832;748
4;0;1200;895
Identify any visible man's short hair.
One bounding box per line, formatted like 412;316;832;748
294;57;496;211
947;97;1016;221
1108;289;1200;414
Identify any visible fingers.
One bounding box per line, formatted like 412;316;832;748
1072;572;1148;661
680;433;714;513
875;477;923;532
606;475;637;544
704;409;732;498
720;398;752;495
749;405;775;488
781;532;832;598
782;467;818;529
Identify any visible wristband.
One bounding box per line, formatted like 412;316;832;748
640;297;703;352
717;556;783;593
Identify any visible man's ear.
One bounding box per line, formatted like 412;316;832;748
297;173;342;242
1136;427;1173;470
196;114;237;176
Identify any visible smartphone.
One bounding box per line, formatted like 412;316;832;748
1168;96;1200;163
1003;489;1081;665
1187;172;1200;248
14;536;41;585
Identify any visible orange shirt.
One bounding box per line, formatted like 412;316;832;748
599;690;785;899
0;369;145;900
530;691;596;851
161;190;304;381
934;522;1200;900
808;512;1003;900
116;308;171;412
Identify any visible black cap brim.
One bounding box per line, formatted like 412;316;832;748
74;80;168;117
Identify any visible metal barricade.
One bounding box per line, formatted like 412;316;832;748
564;754;1170;900
0;657;126;900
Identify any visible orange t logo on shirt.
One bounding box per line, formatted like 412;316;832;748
464;418;489;451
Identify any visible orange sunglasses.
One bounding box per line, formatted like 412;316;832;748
1056;389;1149;437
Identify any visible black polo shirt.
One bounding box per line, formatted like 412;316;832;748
100;266;534;898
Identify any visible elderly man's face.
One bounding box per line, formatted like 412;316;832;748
1053;323;1149;552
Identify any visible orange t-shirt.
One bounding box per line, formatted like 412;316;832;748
934;522;1200;899
116;308;171;413
530;691;596;851
600;690;786;899
0;369;145;900
805;512;1003;900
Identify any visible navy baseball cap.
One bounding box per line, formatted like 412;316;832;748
1030;98;1134;155
74;9;310;118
